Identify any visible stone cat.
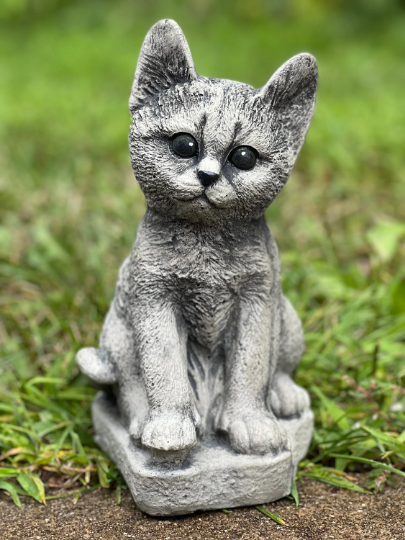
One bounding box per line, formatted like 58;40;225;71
77;19;318;463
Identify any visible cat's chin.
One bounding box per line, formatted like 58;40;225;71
177;194;213;211
170;196;231;225
204;193;233;209
179;193;231;211
204;182;236;209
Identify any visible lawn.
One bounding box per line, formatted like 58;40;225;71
0;0;404;508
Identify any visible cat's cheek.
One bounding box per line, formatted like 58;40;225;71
160;170;203;202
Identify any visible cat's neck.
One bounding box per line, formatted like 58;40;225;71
143;207;269;238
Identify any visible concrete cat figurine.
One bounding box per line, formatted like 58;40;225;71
77;19;317;465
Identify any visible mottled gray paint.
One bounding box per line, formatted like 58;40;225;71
77;19;318;514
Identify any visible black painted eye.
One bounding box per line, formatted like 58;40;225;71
172;133;198;158
229;146;257;170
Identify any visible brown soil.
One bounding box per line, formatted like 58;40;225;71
1;477;405;540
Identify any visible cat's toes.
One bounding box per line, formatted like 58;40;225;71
222;411;289;455
141;412;198;463
270;373;310;418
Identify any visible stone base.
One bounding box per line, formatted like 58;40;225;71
92;392;314;516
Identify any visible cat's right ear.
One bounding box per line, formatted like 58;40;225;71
129;19;197;112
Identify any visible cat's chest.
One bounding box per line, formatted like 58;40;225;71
178;251;272;345
134;227;274;344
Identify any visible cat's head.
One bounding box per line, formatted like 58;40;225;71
128;19;317;226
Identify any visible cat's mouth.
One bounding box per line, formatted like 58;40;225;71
174;192;212;205
174;183;236;209
175;192;228;209
175;192;235;211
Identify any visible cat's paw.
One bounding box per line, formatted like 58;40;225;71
269;372;310;418
219;409;289;455
141;411;199;463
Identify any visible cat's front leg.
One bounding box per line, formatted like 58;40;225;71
132;299;200;462
219;298;289;455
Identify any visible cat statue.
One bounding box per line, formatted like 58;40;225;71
77;19;317;516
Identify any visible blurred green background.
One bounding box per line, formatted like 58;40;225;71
0;0;405;502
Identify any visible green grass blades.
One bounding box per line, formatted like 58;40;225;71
17;470;46;504
1;0;405;507
0;480;27;507
329;454;405;479
96;456;111;489
0;468;19;478
0;376;114;505
290;480;299;507
311;386;351;431
115;484;122;506
256;506;286;526
300;464;370;494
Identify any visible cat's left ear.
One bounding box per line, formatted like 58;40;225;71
129;19;197;112
257;53;318;151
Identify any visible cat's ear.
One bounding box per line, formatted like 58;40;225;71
129;19;197;112
257;53;318;149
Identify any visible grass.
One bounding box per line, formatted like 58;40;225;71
0;0;405;507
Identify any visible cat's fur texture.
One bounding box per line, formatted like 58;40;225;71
77;19;318;463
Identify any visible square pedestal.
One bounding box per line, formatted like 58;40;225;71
92;392;313;516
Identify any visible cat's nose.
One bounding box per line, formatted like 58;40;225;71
198;170;220;187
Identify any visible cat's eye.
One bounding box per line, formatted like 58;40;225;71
229;146;257;170
172;133;198;158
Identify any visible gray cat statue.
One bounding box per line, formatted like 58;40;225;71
77;19;318;516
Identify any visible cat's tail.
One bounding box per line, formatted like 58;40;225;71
76;347;117;388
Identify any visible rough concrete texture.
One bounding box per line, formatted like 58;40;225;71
76;18;318;514
1;477;404;540
92;392;313;515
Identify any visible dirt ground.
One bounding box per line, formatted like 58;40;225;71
1;477;405;540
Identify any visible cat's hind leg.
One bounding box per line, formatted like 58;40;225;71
76;258;149;442
77;298;149;441
269;295;310;418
